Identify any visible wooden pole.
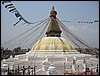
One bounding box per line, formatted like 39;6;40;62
85;65;87;75
13;65;14;75
96;64;98;75
34;65;35;75
8;64;9;75
70;65;72;75
64;62;65;75
78;65;79;75
18;65;19;75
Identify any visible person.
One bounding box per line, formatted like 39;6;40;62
73;59;76;64
83;59;86;64
22;66;25;75
28;66;30;75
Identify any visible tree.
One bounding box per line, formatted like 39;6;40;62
28;48;31;52
16;46;21;50
1;47;4;51
13;48;18;55
13;46;22;55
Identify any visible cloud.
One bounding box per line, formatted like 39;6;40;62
66;24;99;48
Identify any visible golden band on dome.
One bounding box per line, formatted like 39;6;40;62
31;37;75;51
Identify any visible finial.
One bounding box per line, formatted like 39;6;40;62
51;6;55;11
50;6;57;17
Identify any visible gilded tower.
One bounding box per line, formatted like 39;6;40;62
46;6;62;37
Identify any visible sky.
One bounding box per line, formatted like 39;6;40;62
1;1;99;49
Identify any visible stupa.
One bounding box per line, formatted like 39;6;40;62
1;6;99;75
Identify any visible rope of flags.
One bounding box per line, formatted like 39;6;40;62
2;1;38;26
57;18;93;48
2;1;99;26
61;20;99;24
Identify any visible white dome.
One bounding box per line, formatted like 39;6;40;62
31;37;75;51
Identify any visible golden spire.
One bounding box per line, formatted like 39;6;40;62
46;6;62;37
50;6;57;18
51;6;55;11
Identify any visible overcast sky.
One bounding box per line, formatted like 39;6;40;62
1;1;99;49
